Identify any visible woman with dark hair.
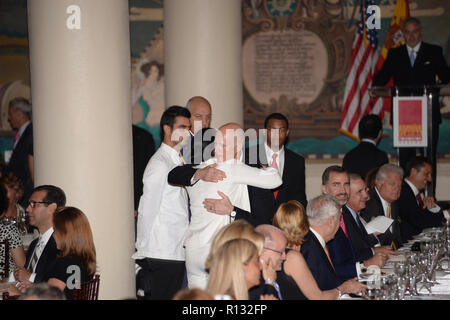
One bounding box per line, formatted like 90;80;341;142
45;206;97;299
0;183;26;281
0;173;28;234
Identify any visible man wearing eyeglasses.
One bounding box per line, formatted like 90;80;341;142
12;185;66;289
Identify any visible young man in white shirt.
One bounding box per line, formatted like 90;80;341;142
133;106;191;300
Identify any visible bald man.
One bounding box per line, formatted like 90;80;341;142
182;123;281;288
181;96;212;164
168;123;280;227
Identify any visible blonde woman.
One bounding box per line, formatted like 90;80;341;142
205;220;278;300
206;239;261;300
273;200;365;299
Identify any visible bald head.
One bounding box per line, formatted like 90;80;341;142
215;123;244;162
186;96;212;133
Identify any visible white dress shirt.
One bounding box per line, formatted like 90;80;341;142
406;42;421;65
374;187;393;233
133;143;189;261
264;142;285;176
184;157;282;288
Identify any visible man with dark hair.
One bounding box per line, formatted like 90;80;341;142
397;156;449;242
13;185;66;287
244;112;307;211
133;106;192;300
373;17;450;190
342;114;388;180
3;97;34;207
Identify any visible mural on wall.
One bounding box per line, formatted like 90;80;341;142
129;0;164;146
0;0;448;155
243;0;450;155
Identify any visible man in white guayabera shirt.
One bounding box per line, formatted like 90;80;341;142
181;123;282;289
133;106;191;300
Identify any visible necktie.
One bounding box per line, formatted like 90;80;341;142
28;236;42;271
416;194;424;211
13;132;20;150
340;215;348;238
410;49;415;66
271;153;279;199
385;204;397;250
323;245;335;271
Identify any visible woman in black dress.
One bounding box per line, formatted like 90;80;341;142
46;206;96;299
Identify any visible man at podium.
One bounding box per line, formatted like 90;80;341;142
373;17;450;193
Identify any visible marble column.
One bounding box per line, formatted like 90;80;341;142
164;0;243;127
27;0;135;299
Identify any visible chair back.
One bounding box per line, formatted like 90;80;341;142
2;292;19;300
0;240;9;280
73;274;100;300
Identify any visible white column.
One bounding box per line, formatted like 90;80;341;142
164;0;243;127
27;0;135;299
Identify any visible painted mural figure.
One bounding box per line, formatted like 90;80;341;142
132;60;165;146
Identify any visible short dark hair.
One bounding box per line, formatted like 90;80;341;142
160;106;191;140
358;114;382;139
33;185;66;207
264;113;289;129
403;17;421;29
405;156;431;177
322;165;347;185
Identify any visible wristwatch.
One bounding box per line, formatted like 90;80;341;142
230;207;237;218
336;287;342;299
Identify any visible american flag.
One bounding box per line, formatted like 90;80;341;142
340;0;382;139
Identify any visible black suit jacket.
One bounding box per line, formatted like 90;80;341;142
360;188;403;248
397;181;445;242
341;205;376;261
132;125;156;210
300;231;343;291
25;234;59;283
167;163;275;227
373;42;450;125
4;123;34;206
245;144;307;210
342;141;388;180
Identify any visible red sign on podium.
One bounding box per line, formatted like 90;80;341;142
393;96;427;147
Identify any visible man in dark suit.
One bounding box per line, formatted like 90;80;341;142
360;164;404;249
341;174;394;261
300;194;344;290
372;17;450;190
321;167;388;280
397;156;448;242
245;113;307;211
342;114;388;180
3;97;34;207
13;185;66;287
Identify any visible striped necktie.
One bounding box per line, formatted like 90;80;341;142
28;236;42;271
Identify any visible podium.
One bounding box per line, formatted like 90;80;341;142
370;84;450;197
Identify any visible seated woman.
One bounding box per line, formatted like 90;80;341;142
0;173;29;234
206;238;265;300
205;220;277;300
8;206;97;298
45;206;97;299
0;183;26;281
273;200;365;299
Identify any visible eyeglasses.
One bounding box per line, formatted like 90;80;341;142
28;200;51;208
263;247;285;255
